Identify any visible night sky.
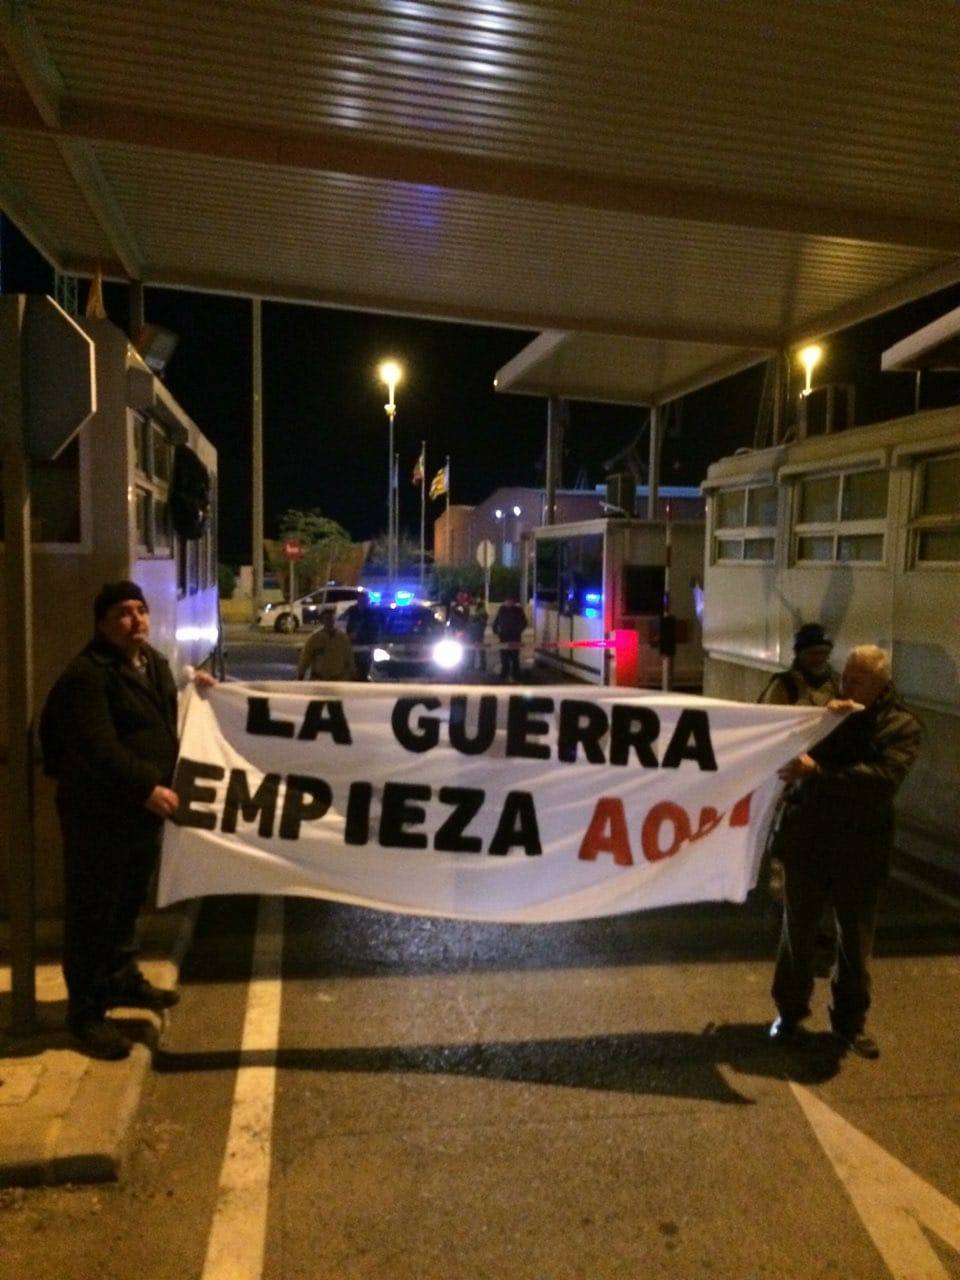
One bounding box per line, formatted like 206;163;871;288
4;215;960;564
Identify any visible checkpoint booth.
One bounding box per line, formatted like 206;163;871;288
531;516;704;688
1;301;218;916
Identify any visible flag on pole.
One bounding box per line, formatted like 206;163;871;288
429;462;448;500
412;448;425;485
85;264;107;320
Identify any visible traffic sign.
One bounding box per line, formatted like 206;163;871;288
476;539;495;569
282;538;303;561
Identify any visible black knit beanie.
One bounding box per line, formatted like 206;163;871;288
93;580;148;623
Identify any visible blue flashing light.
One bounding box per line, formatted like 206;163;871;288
395;590;413;604
368;590;382;603
584;592;602;605
583;607;599;620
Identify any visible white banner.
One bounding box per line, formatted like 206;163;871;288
158;682;839;923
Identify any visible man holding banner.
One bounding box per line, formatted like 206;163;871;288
39;582;215;1060
771;646;921;1060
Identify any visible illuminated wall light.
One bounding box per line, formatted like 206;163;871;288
798;344;823;397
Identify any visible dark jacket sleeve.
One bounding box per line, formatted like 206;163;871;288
58;666;166;803
813;708;922;798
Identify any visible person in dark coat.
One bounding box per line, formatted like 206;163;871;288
492;596;527;681
769;645;921;1060
469;599;489;672
343;595;379;679
39;581;213;1059
758;623;842;905
759;622;841;708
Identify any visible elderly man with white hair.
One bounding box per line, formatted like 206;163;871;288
769;645;922;1059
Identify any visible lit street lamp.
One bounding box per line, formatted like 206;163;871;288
378;359;403;583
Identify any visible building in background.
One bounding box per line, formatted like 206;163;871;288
433;484;705;568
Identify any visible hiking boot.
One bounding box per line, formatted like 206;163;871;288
105;972;180;1011
67;1016;132;1061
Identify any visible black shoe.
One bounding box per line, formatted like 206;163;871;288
67;1016;132;1061
106;973;180;1011
835;1030;880;1060
768;1016;801;1043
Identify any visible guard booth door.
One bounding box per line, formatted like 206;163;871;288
620;565;666;684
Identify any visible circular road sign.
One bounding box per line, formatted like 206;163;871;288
282;538;303;561
475;539;495;569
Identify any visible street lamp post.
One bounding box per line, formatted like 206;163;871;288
494;508;505;565
378;360;402;584
510;505;522;567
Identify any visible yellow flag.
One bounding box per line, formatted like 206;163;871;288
85;265;107;320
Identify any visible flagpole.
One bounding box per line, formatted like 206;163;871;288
419;440;426;595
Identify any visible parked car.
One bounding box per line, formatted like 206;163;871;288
366;604;466;680
256;585;366;633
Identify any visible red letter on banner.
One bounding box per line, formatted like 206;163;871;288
578;797;633;865
729;793;752;827
641;801;692;861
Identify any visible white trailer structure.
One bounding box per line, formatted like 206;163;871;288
532;516;704;687
1;316;218;912
702;404;960;867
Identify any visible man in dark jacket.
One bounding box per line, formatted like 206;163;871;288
492;596;527;681
40;581;212;1059
769;645;921;1059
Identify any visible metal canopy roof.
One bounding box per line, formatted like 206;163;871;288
2;1;960;406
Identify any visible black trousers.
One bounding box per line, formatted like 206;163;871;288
58;800;162;1021
771;804;890;1036
499;644;521;679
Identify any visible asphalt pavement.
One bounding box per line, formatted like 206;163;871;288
3;630;959;1277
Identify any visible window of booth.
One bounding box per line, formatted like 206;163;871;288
534;539;560;604
793;468;887;564
911;451;960;565
133;414;174;559
712;483;777;563
135;486;152;552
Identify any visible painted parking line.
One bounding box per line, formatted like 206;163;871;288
201;897;285;1280
792;1083;960;1279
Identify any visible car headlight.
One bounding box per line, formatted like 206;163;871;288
263;603;272;612
373;647;391;662
432;638;464;670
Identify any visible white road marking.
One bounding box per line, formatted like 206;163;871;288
891;868;960;912
791;1083;960;1280
201;897;285;1280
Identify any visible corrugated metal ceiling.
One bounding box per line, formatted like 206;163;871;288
2;1;959;404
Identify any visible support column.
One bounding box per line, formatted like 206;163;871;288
252;298;264;608
771;349;787;444
647;403;662;519
1;299;36;1031
545;396;567;526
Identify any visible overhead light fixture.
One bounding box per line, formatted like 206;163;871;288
798;344;823;397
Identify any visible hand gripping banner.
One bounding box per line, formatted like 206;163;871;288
158;682;839;923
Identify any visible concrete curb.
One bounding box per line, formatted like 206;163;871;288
0;900;199;1188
